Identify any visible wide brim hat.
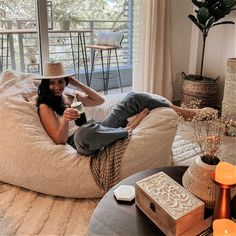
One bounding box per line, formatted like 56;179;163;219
32;61;76;79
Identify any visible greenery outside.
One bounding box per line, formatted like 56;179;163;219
0;0;128;29
0;0;131;74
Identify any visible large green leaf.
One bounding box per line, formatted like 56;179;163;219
205;16;215;31
189;0;236;78
222;0;236;9
192;0;206;8
197;7;211;25
189;15;204;31
212;20;235;27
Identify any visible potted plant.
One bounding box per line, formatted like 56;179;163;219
181;0;236;108
53;9;80;30
179;105;233;208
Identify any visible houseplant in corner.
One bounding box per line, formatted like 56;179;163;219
180;105;233;208
181;0;236;108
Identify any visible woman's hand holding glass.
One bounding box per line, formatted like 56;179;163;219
62;108;80;122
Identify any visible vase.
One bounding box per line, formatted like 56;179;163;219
182;156;218;209
59;20;70;30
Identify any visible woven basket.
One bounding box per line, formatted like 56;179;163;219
181;73;218;108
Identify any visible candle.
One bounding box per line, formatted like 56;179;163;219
213;219;236;236
215;162;236;185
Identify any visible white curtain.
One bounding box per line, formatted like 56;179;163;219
133;0;173;100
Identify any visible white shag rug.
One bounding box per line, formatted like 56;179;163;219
1;134;235;235
0;183;99;235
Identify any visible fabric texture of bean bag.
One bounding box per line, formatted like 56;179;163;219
0;70;178;198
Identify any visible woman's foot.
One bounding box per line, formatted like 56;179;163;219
170;105;218;121
170;105;197;121
126;108;150;129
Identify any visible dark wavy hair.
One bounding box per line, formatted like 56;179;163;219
36;78;69;115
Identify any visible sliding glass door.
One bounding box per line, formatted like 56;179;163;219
0;0;133;90
0;0;41;73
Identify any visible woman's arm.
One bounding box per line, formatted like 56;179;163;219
38;104;79;144
69;77;105;107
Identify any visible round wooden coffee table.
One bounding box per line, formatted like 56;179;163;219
88;166;188;236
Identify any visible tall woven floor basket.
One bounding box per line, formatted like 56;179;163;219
181;72;218;108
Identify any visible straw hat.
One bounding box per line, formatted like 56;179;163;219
33;61;76;79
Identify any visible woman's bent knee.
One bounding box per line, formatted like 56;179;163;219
74;122;97;142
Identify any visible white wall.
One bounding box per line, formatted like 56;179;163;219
170;1;236;106
169;0;193;101
203;15;235;105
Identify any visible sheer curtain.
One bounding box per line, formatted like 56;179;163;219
133;0;172;100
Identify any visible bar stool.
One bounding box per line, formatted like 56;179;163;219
86;31;124;95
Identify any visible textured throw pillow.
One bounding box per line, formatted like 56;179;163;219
96;31;123;47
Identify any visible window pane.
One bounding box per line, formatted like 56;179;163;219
0;0;40;74
0;0;133;91
48;0;132;83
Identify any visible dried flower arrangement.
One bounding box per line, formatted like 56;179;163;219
178;102;234;165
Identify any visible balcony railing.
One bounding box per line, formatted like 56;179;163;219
0;19;133;90
1;19;132;70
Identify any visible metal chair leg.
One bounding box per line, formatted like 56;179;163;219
105;49;111;94
89;49;96;87
6;34;9;69
80;33;89;86
77;33;80;80
100;50;107;95
0;34;3;72
82;33;89;86
69;33;76;74
115;49;123;93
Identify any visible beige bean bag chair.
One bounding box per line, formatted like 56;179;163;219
0;70;178;198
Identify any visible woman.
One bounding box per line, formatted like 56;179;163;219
37;62;197;156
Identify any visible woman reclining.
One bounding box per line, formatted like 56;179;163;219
36;61;199;156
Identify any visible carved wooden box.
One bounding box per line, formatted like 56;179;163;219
135;172;205;236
